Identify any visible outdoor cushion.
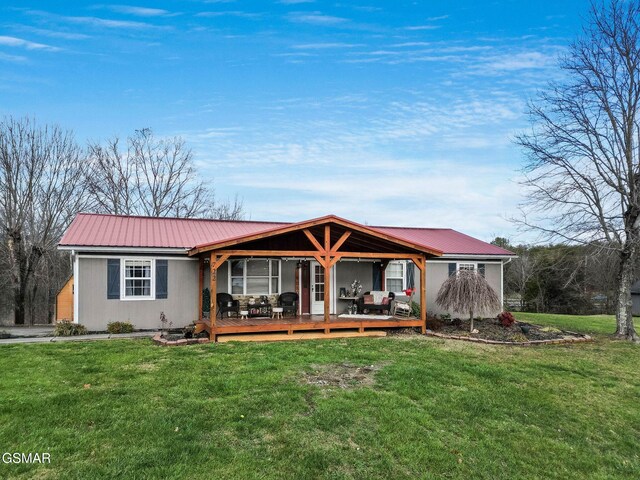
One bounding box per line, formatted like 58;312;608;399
371;291;389;304
382;297;390;305
363;294;374;304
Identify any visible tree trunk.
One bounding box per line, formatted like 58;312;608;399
614;245;639;342
469;309;474;333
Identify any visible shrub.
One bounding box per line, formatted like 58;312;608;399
54;322;88;336
498;311;516;327
107;321;135;334
425;316;443;331
410;301;420;318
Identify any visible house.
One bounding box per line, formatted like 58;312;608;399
632;281;640;316
58;213;515;340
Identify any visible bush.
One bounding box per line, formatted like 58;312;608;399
54;322;88;336
107;321;135;334
498;311;516;327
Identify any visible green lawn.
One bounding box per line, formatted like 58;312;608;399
1;316;639;479
515;312;617;335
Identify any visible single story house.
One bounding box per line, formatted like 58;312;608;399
57;213;515;340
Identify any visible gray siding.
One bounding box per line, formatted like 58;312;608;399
422;261;502;317
77;257;199;331
633;294;640;317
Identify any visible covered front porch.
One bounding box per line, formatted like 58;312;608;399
190;215;442;341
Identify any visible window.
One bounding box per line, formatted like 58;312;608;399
385;261;405;292
457;263;476;272
229;259;280;295
123;259;154;299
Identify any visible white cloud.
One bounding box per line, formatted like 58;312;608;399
102;5;179;17
292;42;362;49
288;12;349;25
0;52;28;62
0;35;60;51
404;25;440;31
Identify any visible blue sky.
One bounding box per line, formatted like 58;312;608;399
0;1;588;242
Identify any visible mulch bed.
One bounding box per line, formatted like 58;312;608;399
426;317;591;345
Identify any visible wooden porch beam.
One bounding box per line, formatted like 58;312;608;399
211;249;322;257
209;252;218;342
303;229;326;253
324;225;331;331
330;230;351;253
332;252;423;260
212;253;231;270
198;257;204;321
420;254;426;334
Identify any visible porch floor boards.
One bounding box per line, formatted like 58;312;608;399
197;314;423;338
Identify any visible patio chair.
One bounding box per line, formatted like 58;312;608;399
216;293;240;318
278;292;299;317
393;290;414;319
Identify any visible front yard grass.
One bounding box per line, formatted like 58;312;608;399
0;314;638;479
515;312;616;335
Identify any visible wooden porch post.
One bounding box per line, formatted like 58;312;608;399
420;255;427;334
323;225;331;333
198;257;204;321
209;252;217;342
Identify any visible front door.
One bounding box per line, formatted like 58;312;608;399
310;260;325;315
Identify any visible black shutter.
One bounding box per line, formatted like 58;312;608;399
406;262;415;289
478;263;486;278
156;260;168;299
372;263;382;290
107;259;120;299
448;263;456;277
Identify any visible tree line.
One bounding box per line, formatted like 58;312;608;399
0;118;242;325
494;238;621;315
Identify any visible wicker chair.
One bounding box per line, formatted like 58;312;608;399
216;293;240;318
393;290;414;319
278;292;299;317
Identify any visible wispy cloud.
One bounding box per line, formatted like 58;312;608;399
288;11;349;25
98;5;180;17
26;10;163;30
11;26;90;40
427;15;449;21
0;51;28;62
195;11;262;18
292;42;362;49
0;35;60;51
404;25;440;31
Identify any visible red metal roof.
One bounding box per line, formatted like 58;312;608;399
59;213;514;256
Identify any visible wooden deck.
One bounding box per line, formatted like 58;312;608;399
195;314;423;340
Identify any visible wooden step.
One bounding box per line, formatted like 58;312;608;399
217;330;387;343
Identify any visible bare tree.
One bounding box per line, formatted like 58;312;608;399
435;270;501;332
0;117;88;324
86;129;243;219
516;0;640;341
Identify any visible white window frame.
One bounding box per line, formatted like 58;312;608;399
228;259;282;295
457;262;477;272
121;258;156;301
385;261;406;292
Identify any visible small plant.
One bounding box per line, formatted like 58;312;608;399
439;313;452;321
160;312;173;337
183;324;195;339
54;322;88;336
107;321;134;334
202;288;210;316
350;279;362;297
498;311;516;327
410;301;420;318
